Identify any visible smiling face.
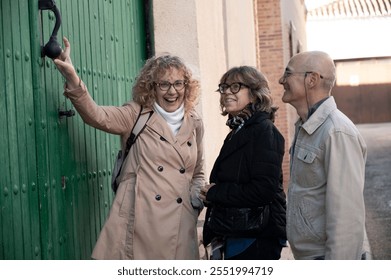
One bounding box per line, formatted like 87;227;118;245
221;83;253;116
279;57;307;107
155;67;186;112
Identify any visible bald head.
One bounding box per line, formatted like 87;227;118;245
290;51;336;93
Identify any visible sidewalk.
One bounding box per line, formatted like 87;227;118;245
280;243;294;260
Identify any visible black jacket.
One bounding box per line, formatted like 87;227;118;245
203;111;286;245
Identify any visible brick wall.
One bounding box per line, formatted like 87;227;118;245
255;0;297;191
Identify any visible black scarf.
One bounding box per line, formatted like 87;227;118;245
226;103;256;131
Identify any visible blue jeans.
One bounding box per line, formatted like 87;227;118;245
224;237;282;260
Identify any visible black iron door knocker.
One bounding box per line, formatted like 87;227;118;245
39;0;62;59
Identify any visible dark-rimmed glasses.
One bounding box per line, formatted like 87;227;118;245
217;82;249;94
155;80;187;91
282;71;324;80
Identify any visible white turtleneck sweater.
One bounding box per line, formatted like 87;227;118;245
153;102;184;135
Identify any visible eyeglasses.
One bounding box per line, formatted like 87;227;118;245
155;80;187;91
217;82;249;94
282;71;324;80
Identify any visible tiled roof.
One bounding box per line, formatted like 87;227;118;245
307;0;391;19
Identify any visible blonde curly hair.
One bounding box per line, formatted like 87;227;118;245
132;54;200;113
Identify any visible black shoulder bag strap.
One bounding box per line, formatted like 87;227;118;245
123;107;153;158
112;106;153;193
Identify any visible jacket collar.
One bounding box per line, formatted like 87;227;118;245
243;111;271;127
297;96;337;135
216;111;271;162
147;107;198;145
143;106;199;166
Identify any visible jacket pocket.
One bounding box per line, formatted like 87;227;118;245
293;147;323;187
297;148;316;163
298;203;322;241
118;176;136;217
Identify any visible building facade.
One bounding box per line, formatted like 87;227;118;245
306;0;391;124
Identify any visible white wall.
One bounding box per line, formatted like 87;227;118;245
307;17;391;60
335;58;391;86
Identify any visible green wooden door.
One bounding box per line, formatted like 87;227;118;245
0;0;40;260
0;0;146;259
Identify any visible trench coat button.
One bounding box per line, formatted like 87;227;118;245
160;136;166;141
187;141;192;146
157;166;164;172
176;197;182;203
179;167;185;174
155;194;161;201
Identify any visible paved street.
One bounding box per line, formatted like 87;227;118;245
357;122;391;260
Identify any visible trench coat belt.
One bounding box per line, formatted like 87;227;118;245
118;172;136;184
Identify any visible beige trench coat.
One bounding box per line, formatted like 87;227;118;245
64;83;205;259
